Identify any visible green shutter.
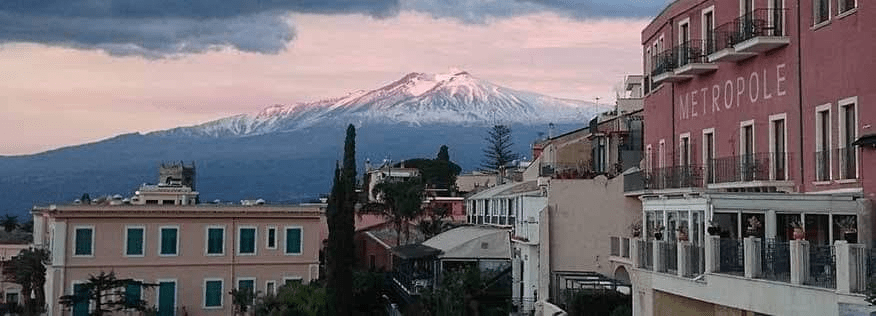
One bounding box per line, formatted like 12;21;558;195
267;228;276;248
240;228;255;254
73;284;89;316
207;228;224;254
75;228;92;256
158;282;175;316
161;228;177;255
205;280;222;307
126;228;144;256
238;279;255;296
125;282;141;308
286;228;301;254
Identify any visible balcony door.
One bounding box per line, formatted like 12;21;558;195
740;124;754;181
771;118;786;180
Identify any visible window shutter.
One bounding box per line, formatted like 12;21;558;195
240;228;255;253
127;228;143;255
205;281;222;307
286;228;302;254
75;229;92;255
161;228;177;255
208;229;223;254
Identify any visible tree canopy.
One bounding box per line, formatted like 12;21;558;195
326;124;357;316
2;247;49;315
481;125;520;172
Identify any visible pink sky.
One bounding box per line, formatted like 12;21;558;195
0;12;647;155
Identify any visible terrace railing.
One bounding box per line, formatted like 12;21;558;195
610;237;621;257
710;152;785;183
676;39;709;67
836;147;857;180
638;240;653;270
681;243;705;278
659;241;678;274
805;244;836;289
651;47;678;76
759;239;791;283
815;150;831;181
718;239;745;275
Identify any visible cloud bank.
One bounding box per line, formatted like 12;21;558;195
0;0;663;57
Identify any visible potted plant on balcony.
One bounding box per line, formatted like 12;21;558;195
676;225;689;242
653;224;665;241
629;221;642;238
837;216;858;243
745;216;762;237
790;219;805;240
707;220;721;236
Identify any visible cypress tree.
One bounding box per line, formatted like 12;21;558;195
327;124;356;316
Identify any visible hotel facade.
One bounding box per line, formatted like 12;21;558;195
628;0;875;315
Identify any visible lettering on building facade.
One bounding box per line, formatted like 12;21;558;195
679;63;787;120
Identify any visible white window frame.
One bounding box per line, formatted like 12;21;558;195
739;120;756;156
815;103;833;181
71;280;94;313
767;0;787;35
837;0;857;15
205;225;226;256
282;276;304;286
838;96;859;180
677;18;691;47
155;279;178;312
703;128;716;182
284;226;303;256
203;278;224;309
769;113;789;180
73;225;95;258
679;133;692;166
646;144;653;171
158;225;180;257
701;6;716;50
124;225;146;258
237;226;258;256
813;0;831;26
122;278;145;311
265;280;277;296
658;139;666;168
266;226;278;250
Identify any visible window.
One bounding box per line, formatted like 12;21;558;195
839;98;858;179
740;121;755;181
814;0;830;25
238;227;257;255
206;227;224;255
658;139;666;168
838;0;856;14
74;227;94;256
283;277;303;287
702;7;715;53
646;144;653;171
740;0;754;15
160;226;179;256
815;105;832;181
237;278;256;305
592;136;607;173
204;279;223;308
702;129;716;184
161;200;175;205
266;281;276;296
124;282;142;308
678;19;690;66
125;226;145;257
679;133;691;167
266;227;277;249
769;0;785;36
285;227;302;255
770;115;787;180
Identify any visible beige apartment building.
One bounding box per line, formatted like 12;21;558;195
32;203;324;316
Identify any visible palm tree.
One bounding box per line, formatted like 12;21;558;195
1;214;19;233
361;177;425;246
2;247;50;315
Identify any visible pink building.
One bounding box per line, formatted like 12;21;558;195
32;204;324;316
628;0;875;315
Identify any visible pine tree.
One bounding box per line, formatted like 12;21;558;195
326;124;356;316
481;125;520;172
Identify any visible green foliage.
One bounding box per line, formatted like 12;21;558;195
866;276;876;306
58;271;156;315
352;271;386;314
481;125;520;172
326;124;357;316
564;289;631;316
1;214;19;233
230;287;258;313
2;247;49;315
420;266;482;316
255;282;327;316
609;304;632;316
362;177;425;245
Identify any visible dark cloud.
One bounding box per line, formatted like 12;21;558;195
405;0;666;22
0;0;400;57
1;0;663;58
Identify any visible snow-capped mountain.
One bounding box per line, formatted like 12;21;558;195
161;71;600;137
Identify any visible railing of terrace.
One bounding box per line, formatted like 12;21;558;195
707;21;738;55
836;147;857;180
718;239;744;275
676;40;709;67
660;241;678;274
611;237;621;257
710;153;782;183
759;239;791;283
682;243;705;278
638;240;653;270
651;47;678;76
622;237;631;259
736;8;787;42
815;150;831;181
806;244;836;289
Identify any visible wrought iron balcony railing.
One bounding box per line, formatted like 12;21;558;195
676;39;709;67
707;8;787;55
814;148;858;181
651;47;678;76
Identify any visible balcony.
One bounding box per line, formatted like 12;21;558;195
707;8;789;62
706;152;793;190
624;165;703;194
673;40;718;76
814;148;858;182
651;47;692;84
733;8;790;54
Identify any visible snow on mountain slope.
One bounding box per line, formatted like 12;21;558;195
157;71;601;137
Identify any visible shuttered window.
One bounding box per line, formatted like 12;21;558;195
239;228;256;254
285;228;302;254
74;228;93;256
125;282;141;308
160;227;178;255
126;227;144;256
204;280;222;307
207;228;224;255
